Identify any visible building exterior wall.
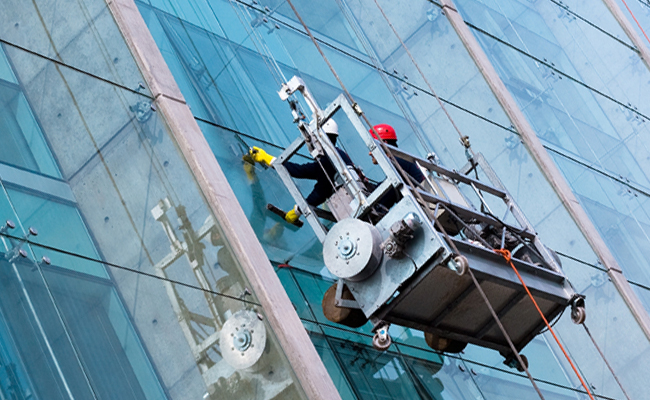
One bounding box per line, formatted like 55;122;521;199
0;0;319;398
2;0;650;399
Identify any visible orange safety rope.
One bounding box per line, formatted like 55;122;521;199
620;0;650;47
494;249;595;400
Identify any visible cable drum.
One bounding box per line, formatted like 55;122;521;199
323;218;383;281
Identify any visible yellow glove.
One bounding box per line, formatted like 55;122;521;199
285;205;301;224
249;146;276;167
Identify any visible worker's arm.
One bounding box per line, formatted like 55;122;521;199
284;160;322;179
396;158;425;183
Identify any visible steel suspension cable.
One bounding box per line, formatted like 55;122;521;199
494;249;595;400
283;1;548;397
427;211;546;400
582;323;632;400
370;0;474;156
369;4;616;398
359;1;550;396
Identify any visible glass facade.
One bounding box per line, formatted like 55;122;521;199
0;0;306;399
3;0;650;398
131;0;650;398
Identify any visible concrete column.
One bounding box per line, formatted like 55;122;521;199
105;0;341;398
440;0;650;341
601;0;650;73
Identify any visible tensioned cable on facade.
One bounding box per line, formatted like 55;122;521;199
458;19;649;122
280;263;621;399
0;37;152;99
370;0;474;156
582;323;632;400
368;2;629;398
280;0;544;400
545;0;637;51
360;0;552;396
229;0;526;139
280;0;553;397
494;249;595;400
0;232;262;308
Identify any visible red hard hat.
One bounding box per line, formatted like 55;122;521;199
369;124;397;141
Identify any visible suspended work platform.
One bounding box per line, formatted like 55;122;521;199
271;76;584;367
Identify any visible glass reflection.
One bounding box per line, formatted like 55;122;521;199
0;47;60;178
1;0;151;95
1;13;307;399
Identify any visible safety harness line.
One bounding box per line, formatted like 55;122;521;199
364;1;547;396
277;3;612;400
494;249;595;400
620;0;650;47
284;0;547;396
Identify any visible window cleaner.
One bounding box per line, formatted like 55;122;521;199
248;119;356;226
268;76;586;372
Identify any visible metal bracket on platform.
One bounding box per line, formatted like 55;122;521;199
334;279;361;309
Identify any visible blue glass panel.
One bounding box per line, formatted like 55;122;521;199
0;82;60;178
41;266;163;400
0;46;17;84
1;0;152;96
5;188;107;278
0;257;95;399
316;332;444;399
551;152;650;288
470;28;650;188
308;333;361;400
551;256;648;400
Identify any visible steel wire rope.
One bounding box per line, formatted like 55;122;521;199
224;0;287;87
378;6;636;395
282;3;548;396
494;248;595;400
332;0;434;155
360;1;549;396
0;231;262;308
582;323;632;400
280;8;544;400
370;0;474;156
